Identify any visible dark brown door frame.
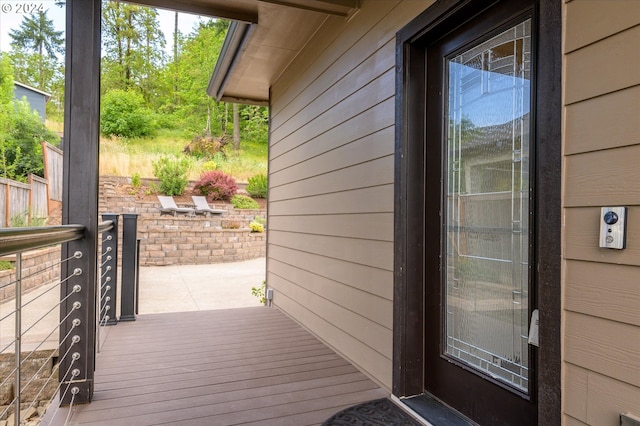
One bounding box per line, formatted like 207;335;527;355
392;0;561;424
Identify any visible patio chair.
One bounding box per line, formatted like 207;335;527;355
192;196;226;216
157;195;196;216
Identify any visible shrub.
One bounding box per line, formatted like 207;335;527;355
221;220;241;229
249;221;264;233
131;172;141;189
251;280;266;304
100;89;154;138
246;173;267;198
194;170;237;201
2;99;59;181
152;156;190;196
0;261;13;271
201;160;218;172
231;194;259;209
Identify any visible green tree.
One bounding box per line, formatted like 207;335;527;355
240;105;269;144
4;99;59;181
100;89;154;138
161;20;227;134
101;2;166;100
9;11;64;88
9;50;64;114
0;54;15;179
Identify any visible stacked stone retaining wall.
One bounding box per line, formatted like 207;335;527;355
0;248;60;303
99;176;267;266
0;350;58;421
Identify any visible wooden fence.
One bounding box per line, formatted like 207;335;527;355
0;143;62;227
0;175;49;227
43;142;63;202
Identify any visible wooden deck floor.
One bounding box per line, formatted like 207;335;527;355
66;307;387;425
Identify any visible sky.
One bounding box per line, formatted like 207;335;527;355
0;0;205;55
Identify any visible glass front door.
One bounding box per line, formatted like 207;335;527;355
422;3;539;424
444;19;532;393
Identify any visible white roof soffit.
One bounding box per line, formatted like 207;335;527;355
208;0;360;106
259;0;359;17
125;0;259;23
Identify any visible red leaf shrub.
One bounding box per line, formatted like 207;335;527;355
194;171;238;201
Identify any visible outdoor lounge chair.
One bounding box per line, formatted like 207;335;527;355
192;196;226;216
157;195;196;216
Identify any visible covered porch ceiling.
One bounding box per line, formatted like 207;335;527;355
130;0;361;105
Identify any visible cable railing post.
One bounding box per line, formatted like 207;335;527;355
14;253;21;426
120;214;139;321
101;214;119;325
135;238;141;315
59;0;101;406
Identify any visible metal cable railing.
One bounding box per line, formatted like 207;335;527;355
0;221;116;425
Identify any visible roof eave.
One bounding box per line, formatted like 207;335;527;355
13;81;52;99
207;21;254;102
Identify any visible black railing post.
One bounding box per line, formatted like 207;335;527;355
120;214;139;321
59;0;101;405
135;238;141;315
101;214;118;325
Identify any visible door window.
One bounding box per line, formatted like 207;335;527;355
444;20;532;393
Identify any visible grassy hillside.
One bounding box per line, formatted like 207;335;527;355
99;129;267;182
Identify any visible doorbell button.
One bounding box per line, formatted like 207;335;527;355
599;207;627;250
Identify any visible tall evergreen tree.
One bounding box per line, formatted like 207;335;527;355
9;11;64;88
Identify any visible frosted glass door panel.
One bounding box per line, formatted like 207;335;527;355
444;20;531;392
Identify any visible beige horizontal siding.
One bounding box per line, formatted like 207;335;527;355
564;312;640;388
564;363;589;421
564;85;640;155
565;363;640;426
270;126;394;187
269;259;392;330
267;0;434;390
268;245;393;300
270;155;393;201
269;231;393;271
269;184;394;216
270;98;395;173
565;146;640;206
271;70;395;161
565;260;640;326
565;417;590;426
564;25;640;104
271;0;426;125
269;213;394;241
564;207;640;266
563;3;640;424
268;272;392;357
270;38;396;144
564;0;640;53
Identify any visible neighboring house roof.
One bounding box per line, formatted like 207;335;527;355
13;81;51;101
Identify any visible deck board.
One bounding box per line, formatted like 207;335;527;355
68;307;387;425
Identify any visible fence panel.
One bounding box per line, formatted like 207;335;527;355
0;179;6;227
8;180;30;226
30;174;49;223
43;142;63;202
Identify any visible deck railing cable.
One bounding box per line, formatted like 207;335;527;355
97;215;119;352
0;221;117;425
